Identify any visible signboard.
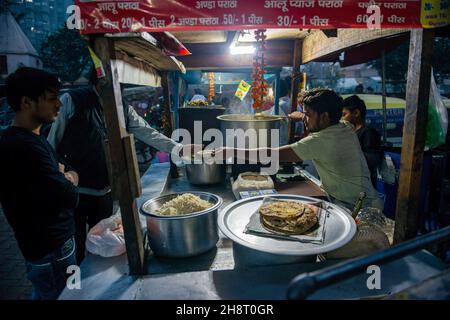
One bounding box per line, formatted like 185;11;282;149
235;80;251;100
74;0;449;34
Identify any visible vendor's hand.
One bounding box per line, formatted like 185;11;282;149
288;111;305;122
212;147;234;163
58;163;65;174
64;171;79;186
180;144;203;158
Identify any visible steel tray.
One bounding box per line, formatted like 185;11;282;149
218;194;356;256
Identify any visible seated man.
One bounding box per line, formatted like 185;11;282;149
0;67;79;299
342;95;383;187
222;89;383;210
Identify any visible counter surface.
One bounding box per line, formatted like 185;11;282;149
59;163;449;300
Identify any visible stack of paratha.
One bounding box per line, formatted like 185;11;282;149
259;200;318;235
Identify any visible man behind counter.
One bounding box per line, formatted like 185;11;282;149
218;88;383;210
342;95;383;188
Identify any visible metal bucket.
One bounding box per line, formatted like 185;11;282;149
140;192;223;258
185;162;226;185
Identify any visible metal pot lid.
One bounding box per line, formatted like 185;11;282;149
218;194;356;256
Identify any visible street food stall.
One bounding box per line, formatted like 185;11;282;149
60;0;450;299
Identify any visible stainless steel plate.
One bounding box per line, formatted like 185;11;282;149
218;194;356;256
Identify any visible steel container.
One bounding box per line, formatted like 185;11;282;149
140;192;223;258
217;114;282;149
185;162;226;185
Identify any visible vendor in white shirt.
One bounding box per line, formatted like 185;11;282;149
47;71;186;264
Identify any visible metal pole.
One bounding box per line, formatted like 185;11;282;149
172;72;180;129
274;71;281;115
381;48;387;144
287;225;450;300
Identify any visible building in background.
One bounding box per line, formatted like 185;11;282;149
0;11;41;83
9;0;74;51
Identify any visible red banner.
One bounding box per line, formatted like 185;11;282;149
74;0;447;34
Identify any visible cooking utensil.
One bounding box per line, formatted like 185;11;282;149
184;149;226;185
185;161;226;185
140;191;223;258
217;114;282;149
255;112;289;120
218;194;356;266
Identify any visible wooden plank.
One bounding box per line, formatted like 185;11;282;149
180;52;292;70
180;40;293;69
123;134;142;199
394;29;435;244
91;36;145;275
288;39;302;144
301;29;409;63
110;33;185;72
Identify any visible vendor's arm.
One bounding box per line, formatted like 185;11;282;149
125;105;180;154
47;93;75;149
220;145;303;163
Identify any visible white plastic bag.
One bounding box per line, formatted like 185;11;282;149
85;213;126;257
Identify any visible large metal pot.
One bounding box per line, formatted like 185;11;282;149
217;114;282;148
185;162;226;185
140;192;223;258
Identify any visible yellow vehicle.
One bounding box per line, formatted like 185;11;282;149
342;94;406;146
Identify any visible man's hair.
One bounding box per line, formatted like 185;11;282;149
298;88;343;125
194;88;203;95
6;67;61;112
343;94;367;120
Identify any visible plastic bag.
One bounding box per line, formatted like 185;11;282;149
426;71;448;149
85;213;126;257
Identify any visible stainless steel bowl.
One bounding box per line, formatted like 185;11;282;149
185;162;226;185
140;192;223;258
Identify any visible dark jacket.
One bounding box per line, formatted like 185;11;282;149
57;88;110;189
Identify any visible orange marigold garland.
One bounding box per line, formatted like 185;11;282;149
251;29;268;110
208;72;215;103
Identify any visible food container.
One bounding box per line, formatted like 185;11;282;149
185;162;226;185
217;114;282;148
140;192;223;258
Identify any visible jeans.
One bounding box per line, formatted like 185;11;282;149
25;237;77;300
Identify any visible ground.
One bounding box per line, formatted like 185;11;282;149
0;205;32;300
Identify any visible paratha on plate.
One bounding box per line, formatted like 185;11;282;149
259;200;318;235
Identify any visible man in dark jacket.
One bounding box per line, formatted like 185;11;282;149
0;67;79;299
342;95;383;187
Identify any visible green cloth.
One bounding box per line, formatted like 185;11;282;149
291;122;383;210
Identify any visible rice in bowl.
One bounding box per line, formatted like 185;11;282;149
155;193;214;216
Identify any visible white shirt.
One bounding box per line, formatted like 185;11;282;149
48;90;180;196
